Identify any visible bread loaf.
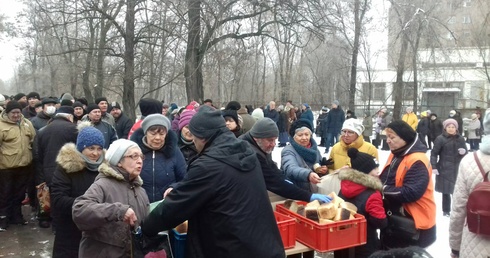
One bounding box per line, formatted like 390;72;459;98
297;205;305;216
328;192;345;206
305;206;319;221
284;199;299;213
334;208;351;221
339;202;357;215
317;202;337;220
319;218;335;225
306;200;321;208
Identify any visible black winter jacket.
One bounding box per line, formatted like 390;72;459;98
50;143;99;258
142;128;285;258
177;132;198;163
239;132;311;202
35;116;78;185
429;115;443;139
31;112;52;131
114;112;133;139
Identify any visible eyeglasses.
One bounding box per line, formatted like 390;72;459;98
124;153;145;160
341;130;356;136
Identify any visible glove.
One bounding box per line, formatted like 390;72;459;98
432;169;439;175
320;157;334;166
458;148;466;155
310;194;332;203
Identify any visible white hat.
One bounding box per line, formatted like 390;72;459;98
105;139;139;166
342;118;364;136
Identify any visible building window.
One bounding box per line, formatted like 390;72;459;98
447;16;456;24
463;16;471;24
362;83;385;101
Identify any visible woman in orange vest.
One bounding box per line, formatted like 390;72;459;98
379;120;436;249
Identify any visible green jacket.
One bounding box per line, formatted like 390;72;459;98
0;111;36;169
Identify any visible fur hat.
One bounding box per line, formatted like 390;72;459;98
76;122;105;152
386;120;416;144
289;118;313;137
348;148;378;174
5;100;22;113
178;109;196;130
188;109;226;140
250;118;279;138
27;92;40;100
342;118;364;136
86;103;100;114
142;114;171;134
443;118;458;130
105;139;139;166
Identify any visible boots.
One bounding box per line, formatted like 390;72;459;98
0;216;8;231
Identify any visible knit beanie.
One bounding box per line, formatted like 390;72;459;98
86;103;101;114
76;97;88;106
348;148;378;174
60;99;73;106
27;92;40;100
289;118;313;137
5;100;22;113
332;100;340;106
105;139;139;166
76;123;105;152
249;118;279;138
225;101;241;111
251;108;264;121
178;109;196;130
95;97;108;104
341;118;364;136
188;109;226;139
73;101;84;109
443;118;458;130
14;93;26;101
141;114;171;134
61;93;74;101
386;120;416;144
222;110;239;125
139;98;163;117
56;106;74;115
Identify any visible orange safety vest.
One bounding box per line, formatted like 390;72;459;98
382;152;436;230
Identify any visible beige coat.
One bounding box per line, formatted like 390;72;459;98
449;151;490;258
0;111;35;169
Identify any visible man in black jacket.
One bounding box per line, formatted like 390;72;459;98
142;108;285;258
108;101;134;139
239;118;331;203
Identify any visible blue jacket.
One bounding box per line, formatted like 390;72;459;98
323;106;345;136
301;109;314;129
281;140;322;192
131;127;187;203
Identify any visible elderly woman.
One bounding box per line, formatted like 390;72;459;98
72;139;149;257
379;120;436;249
130;114;186;203
431;118;467;217
281;119;327;192
50;123;105;257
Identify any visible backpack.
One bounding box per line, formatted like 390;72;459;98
468;152;490;236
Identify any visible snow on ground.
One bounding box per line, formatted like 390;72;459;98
271;134;451;257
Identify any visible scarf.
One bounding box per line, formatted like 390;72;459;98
290;137;319;164
80;152;104;171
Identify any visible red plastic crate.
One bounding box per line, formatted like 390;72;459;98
276;201;367;252
274;211;296;249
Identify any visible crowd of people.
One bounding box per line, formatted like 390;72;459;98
0;92;488;258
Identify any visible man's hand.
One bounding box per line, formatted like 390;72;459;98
309;172;321;184
163;188;173;198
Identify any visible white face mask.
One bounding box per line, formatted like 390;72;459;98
45;106;56;115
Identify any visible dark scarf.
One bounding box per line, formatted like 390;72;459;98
290;137;319;164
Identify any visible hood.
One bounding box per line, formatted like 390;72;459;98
139;98;163;117
131;126;179;158
401;134;427;156
0;110;23;124
56;143;87;173
339;168;383;199
97;162;143;186
201;128;258;172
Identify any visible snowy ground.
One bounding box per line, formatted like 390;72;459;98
271;135;451;257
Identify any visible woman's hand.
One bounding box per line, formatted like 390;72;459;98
124;208;138;226
163;188;173;198
309;172;321;184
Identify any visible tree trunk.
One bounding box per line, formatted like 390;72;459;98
393;33;409;120
349;0;362;111
123;0;136;122
82;19;96;103
185;0;204;103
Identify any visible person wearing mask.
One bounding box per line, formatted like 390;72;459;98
402;107;418;131
72;139;148;257
281;119;327;192
431;119;467;217
379;120;436;249
22;92;41;119
130;114;186;203
50;124;105;257
142;109;285;258
108;102;133;139
428;113;443;150
31;98;58;130
336;148;387;258
449;109;490;258
82;104;117;149
0;101;36;230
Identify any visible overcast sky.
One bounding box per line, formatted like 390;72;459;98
0;0;24;82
